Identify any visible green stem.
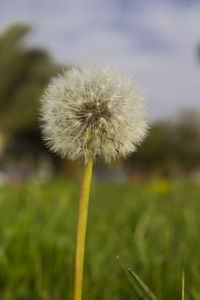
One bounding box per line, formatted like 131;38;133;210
182;269;185;300
72;159;93;300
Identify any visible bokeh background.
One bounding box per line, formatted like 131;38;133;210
0;1;200;299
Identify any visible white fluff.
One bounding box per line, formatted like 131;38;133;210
40;66;148;164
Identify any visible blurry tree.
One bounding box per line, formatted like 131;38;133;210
173;110;200;172
0;23;63;155
129;110;200;176
128;121;175;175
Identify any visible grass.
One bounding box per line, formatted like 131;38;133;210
0;177;200;299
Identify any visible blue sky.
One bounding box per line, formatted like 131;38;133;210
0;0;200;120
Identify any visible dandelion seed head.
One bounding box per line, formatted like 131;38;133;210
40;66;149;164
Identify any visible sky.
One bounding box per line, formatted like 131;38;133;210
0;0;200;120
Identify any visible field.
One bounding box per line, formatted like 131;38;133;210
0;178;200;300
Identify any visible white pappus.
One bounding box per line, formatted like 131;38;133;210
40;66;149;164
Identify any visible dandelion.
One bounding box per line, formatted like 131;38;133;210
40;66;148;300
40;66;148;164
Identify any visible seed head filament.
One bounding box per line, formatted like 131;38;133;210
76;100;111;127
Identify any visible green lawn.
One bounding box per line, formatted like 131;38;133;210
0;178;200;300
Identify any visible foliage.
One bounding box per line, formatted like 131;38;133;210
129;115;200;174
0;178;200;299
0;23;61;135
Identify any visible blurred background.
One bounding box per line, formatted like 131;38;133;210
0;0;200;183
0;1;200;300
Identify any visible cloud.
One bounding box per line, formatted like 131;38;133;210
0;0;200;119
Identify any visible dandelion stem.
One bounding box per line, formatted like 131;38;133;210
182;269;185;300
72;159;93;300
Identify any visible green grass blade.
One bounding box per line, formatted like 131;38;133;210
128;267;157;300
116;256;147;300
